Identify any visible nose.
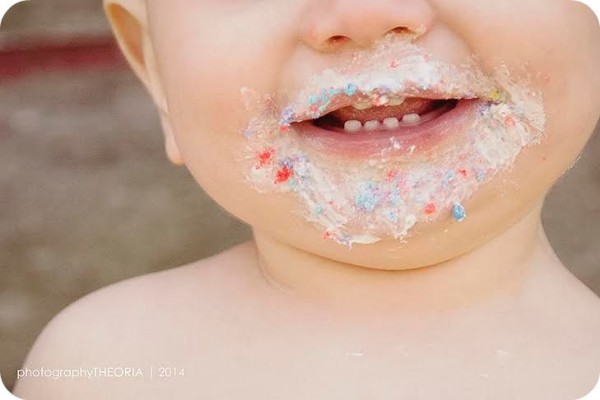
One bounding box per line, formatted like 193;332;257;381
299;0;435;51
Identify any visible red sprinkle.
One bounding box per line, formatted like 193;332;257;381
275;166;293;184
279;125;290;132
390;60;398;68
424;203;437;215
323;231;332;240
504;116;516;127
257;149;275;168
458;168;468;178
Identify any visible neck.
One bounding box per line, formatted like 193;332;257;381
253;204;552;316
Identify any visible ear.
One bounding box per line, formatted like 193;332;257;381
104;0;184;165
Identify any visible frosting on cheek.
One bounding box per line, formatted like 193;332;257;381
239;39;546;248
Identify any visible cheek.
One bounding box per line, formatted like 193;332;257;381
149;10;299;224
440;0;599;185
533;20;600;178
150;8;294;179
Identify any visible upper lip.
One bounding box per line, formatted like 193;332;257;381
279;65;503;127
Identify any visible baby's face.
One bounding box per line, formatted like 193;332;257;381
146;0;599;269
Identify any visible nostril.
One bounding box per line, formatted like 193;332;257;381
387;26;413;36
327;35;350;46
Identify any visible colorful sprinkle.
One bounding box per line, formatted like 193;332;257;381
279;107;295;128
489;89;506;103
385;170;398;181
458;168;468;178
424;203;437;215
275;166;293;184
344;83;358;96
354;185;382;212
504;115;516;127
476;169;486;182
385;210;399;223
452;203;467;222
257;148;275;167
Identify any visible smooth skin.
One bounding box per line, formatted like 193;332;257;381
14;0;600;399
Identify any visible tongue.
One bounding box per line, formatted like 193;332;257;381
330;98;438;124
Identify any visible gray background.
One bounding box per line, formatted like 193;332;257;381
1;0;598;392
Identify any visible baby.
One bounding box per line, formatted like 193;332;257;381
13;0;600;399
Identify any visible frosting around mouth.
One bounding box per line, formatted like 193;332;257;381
239;37;545;248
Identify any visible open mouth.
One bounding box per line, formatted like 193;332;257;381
288;91;479;157
312;96;460;134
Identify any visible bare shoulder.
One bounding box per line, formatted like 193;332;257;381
13;241;259;399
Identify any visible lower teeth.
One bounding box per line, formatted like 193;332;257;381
402;113;421;124
341;113;423;133
343;120;362;133
364;120;381;131
383;117;400;129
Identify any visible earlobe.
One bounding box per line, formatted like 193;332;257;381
160;115;185;166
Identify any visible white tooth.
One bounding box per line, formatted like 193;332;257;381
352;101;371;110
344;120;363;133
402;113;421;124
387;97;406;106
364;120;381;131
383;117;400;130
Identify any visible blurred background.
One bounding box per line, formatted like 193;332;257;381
0;0;598;392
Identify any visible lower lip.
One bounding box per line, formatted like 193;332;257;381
291;99;481;158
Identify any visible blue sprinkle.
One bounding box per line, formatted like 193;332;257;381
445;170;455;181
320;89;330;102
390;194;402;206
279;107;295;126
281;107;293;118
476;169;486;182
452;203;467;222
280;157;294;168
339;235;353;249
312;205;323;215
308;95;319;105
386;210;399;223
355;193;378;212
344;83;358;96
354;183;383;212
287;178;297;189
478;103;491;115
